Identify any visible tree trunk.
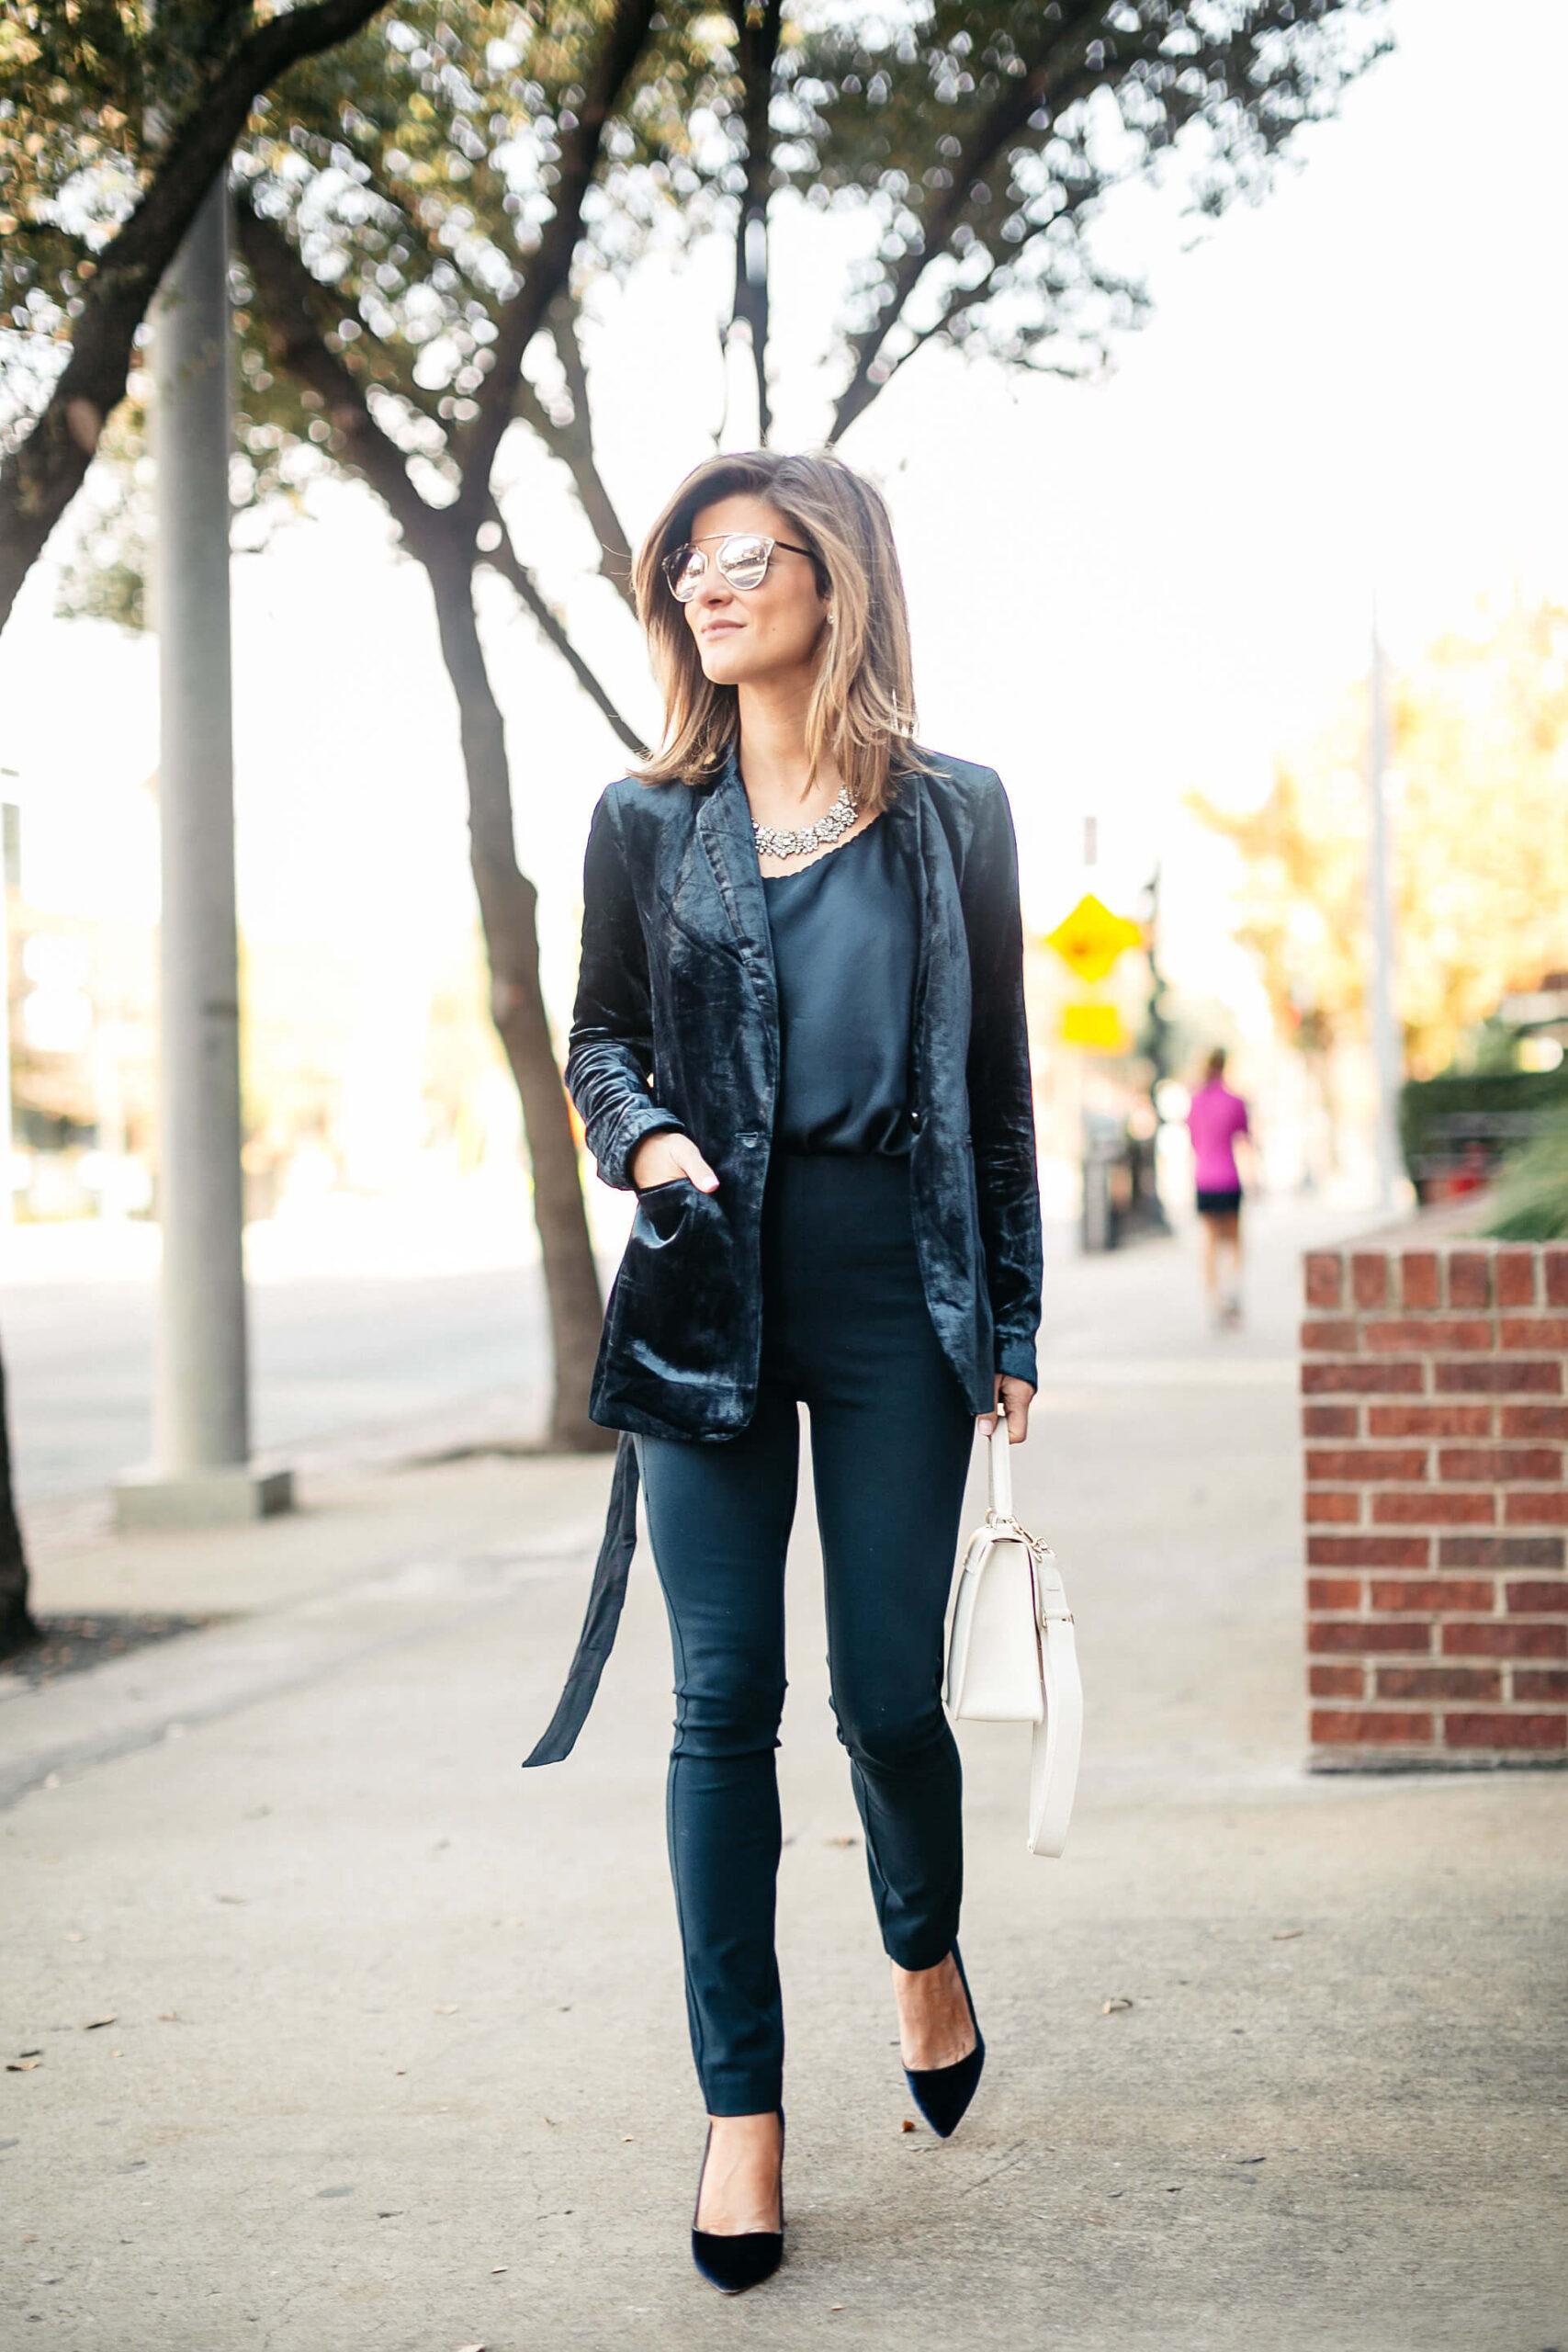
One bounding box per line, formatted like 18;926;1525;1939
426;549;612;1453
0;1335;39;1659
728;0;784;446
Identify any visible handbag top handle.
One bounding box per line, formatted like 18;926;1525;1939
987;1413;1014;1520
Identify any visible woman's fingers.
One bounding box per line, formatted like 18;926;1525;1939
978;1377;1035;1444
672;1136;720;1193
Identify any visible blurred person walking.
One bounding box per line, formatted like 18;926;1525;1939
1188;1047;1252;1328
526;451;1042;2292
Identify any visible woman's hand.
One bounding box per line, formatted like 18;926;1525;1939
978;1374;1034;1444
630;1129;719;1193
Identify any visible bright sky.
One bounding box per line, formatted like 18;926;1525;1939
2;0;1564;1054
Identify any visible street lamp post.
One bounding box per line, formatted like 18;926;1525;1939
115;178;290;1529
1367;625;1403;1212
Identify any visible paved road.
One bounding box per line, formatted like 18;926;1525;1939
4;1197;1564;2348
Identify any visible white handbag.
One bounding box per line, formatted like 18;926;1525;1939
944;1418;1083;1857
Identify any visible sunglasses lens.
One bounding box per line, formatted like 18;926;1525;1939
664;545;705;601
717;534;772;590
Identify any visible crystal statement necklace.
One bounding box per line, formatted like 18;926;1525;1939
752;785;857;863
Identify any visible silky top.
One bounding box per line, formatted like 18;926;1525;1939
1188;1080;1249;1191
761;817;918;1156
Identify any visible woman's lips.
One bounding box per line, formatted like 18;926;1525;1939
700;619;742;639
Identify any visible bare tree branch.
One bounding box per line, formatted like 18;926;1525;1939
480;500;646;756
509;304;637;615
726;0;784;445
452;0;660;536
0;0;391;631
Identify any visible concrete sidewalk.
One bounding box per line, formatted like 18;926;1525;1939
4;1204;1565;2349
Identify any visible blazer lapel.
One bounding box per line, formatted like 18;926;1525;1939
695;746;778;1024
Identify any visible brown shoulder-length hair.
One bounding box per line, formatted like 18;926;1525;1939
631;449;927;816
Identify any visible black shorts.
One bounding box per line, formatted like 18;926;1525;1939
1196;1188;1243;1219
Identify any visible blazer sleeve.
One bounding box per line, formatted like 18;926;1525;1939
961;775;1043;1388
565;788;685;1192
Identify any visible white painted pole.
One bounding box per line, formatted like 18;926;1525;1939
118;176;288;1523
1368;624;1402;1211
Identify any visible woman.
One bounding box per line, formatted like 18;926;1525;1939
526;451;1042;2293
1188;1046;1251;1328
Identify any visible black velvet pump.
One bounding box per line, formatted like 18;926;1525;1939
690;2113;784;2295
903;1947;985;2139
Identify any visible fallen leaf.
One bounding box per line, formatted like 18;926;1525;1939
434;2005;459;2016
393;2068;406;2076
6;2059;42;2073
1236;2154;1266;2165
1100;1996;1134;2016
621;2135;635;2144
83;2015;118;2031
825;1834;859;1847
900;2119;915;2133
829;2306;844;2314
1270;1928;1303;1942
158;2012;180;2024
214;1894;246;1905
491;2266;508;2275
455;2342;488;2350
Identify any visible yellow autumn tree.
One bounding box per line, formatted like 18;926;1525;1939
1191;596;1568;1077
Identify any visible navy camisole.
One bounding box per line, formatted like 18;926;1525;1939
761;817;918;1156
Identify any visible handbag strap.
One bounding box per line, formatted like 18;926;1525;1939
986;1413;1014;1518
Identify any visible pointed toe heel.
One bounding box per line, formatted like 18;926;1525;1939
690;2114;785;2295
904;1948;986;2140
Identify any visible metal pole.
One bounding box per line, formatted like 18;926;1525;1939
1368;624;1402;1211
118;177;288;1524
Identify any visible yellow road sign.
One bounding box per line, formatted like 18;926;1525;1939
1044;894;1143;985
1060;1001;1128;1053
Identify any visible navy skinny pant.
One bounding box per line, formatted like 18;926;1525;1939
636;1153;976;2116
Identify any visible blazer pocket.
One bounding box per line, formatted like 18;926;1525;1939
608;1179;733;1380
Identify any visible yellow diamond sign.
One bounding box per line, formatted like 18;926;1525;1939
1044;894;1143;985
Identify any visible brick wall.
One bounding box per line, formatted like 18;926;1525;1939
1303;1236;1568;1768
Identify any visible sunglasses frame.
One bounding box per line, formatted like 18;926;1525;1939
661;531;816;603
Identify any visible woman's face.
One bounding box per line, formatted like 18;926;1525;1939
679;493;829;689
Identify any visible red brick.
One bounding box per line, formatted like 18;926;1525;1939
1302;1319;1360;1353
1351;1254;1388;1308
1312;1708;1433;1746
1304;1404;1359;1438
1368;1577;1496;1613
1369;1404;1490;1439
1499;1405;1568;1439
1309;1664;1366;1698
1303;1362;1426;1396
1515;1669;1568;1701
1373;1489;1495;1526
1499;1315;1568;1351
1445;1251;1491;1308
1308;1536;1429;1568
1495;1251;1538;1307
1307;1490;1361;1523
1545;1249;1568;1307
1443;1711;1567;1750
1504;1579;1568;1613
1503;1490;1568;1526
1436;1358;1561;1394
1438;1445;1562;1482
1367;1318;1493;1353
1378;1666;1502;1702
1440;1535;1563;1569
1310;1620;1431;1654
1304;1251;1343;1309
1400;1252;1440;1309
1436;1359;1562;1396
1441;1621;1567;1658
1307;1576;1363;1611
1307;1448;1427;1483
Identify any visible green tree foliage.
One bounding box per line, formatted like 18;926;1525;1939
1191;598;1568;1080
0;0;395;630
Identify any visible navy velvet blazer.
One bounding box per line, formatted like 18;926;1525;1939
566;744;1043;1442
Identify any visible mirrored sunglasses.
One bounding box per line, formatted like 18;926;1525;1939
661;531;815;602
